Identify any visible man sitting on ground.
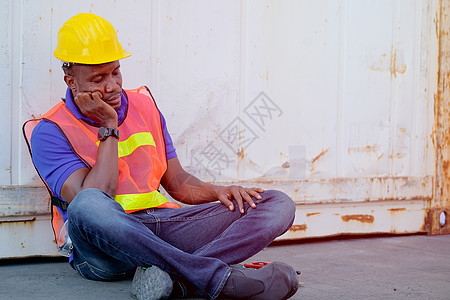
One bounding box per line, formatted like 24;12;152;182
24;13;299;300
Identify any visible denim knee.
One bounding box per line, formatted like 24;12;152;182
69;188;111;214
67;188;122;231
260;190;296;233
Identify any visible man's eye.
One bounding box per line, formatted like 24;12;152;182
92;76;102;83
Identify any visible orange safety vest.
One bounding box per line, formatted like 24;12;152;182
23;86;179;243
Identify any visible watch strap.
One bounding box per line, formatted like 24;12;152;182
98;127;120;141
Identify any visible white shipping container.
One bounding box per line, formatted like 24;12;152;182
0;0;448;259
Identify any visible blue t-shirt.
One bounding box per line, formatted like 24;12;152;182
30;87;177;201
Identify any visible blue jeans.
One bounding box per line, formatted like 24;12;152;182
67;188;295;299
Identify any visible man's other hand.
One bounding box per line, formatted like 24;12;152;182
216;185;264;214
161;157;264;212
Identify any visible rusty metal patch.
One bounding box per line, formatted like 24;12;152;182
289;224;308;232
341;214;375;223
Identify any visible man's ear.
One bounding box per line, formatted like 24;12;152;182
64;74;77;93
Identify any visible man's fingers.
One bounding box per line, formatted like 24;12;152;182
241;189;257;208
218;186;264;213
247;188;264;200
91;91;102;101
74;92;88;103
75;92;95;108
231;189;245;214
75;92;101;104
253;187;265;194
218;194;234;211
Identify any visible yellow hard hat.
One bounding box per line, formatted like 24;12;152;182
54;13;131;64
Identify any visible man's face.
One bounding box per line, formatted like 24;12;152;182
65;61;123;111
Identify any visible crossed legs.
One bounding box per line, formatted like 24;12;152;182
68;188;295;298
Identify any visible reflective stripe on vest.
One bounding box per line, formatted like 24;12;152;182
115;190;167;211
23;86;175;214
96;132;156;158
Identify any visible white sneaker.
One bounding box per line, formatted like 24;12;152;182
131;266;173;300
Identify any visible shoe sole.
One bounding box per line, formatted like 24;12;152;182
131;266;173;300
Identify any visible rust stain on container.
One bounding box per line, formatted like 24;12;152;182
389;153;407;159
237;147;245;161
429;0;450;235
311;148;330;172
290;224;308;232
281;161;290;168
388;208;406;212
341;214;374;223
390;47;407;78
312;148;329;164
348;144;380;154
390;47;398;78
0;217;36;224
444;160;449;177
369;49;406;78
306;212;321;217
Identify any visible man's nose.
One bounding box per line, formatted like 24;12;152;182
105;76;119;93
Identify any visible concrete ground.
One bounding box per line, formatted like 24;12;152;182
1;234;449;299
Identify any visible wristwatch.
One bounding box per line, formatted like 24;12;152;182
97;127;120;141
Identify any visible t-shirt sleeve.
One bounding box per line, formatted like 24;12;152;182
30;120;88;200
159;111;177;160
